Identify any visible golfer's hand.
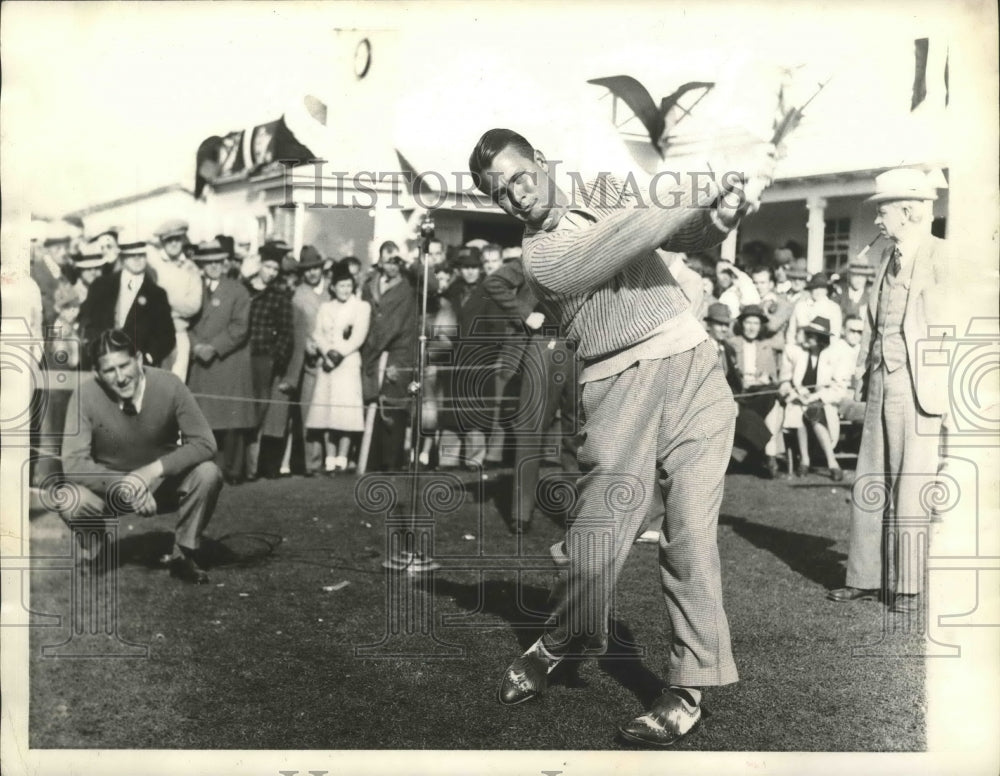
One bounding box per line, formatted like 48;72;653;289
525;312;545;331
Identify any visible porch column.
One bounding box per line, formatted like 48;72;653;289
806;196;827;274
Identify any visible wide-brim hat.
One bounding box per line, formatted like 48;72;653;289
737;304;769;324
787;259;809;280
802;316;833;338
88;227;120;243
330;260;354;285
806;272;831;291
704;302;733;325
847;261;876;277
118;241;150;260
298;245;325;270
154;218;190;241
72;251;108;269
456;247;483;268
259;239;292;264
867;168;938;202
192;239;230;263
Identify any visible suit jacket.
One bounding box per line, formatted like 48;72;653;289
855;235;952;416
285;281;328;389
838;286;871;321
187;277;256;429
360;273;418;400
31;256;71;330
727;336;779;391
79;270;175;369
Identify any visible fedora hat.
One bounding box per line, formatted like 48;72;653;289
298;245;325;270
806;272;831;291
787;258;809;280
192;239;230;263
704;302;733;325
867;168;938;202
259;239;292;264
737;304;769;324
802;316;833;338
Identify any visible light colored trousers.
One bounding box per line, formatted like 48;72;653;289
847;365;943;595
542;339;739;688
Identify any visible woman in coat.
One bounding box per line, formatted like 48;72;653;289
779;315;855;480
305;262;371;472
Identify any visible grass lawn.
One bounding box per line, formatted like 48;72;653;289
28;468;925;750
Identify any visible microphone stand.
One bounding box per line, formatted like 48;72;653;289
382;212;440;574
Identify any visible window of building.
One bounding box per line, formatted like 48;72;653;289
823;217;851;273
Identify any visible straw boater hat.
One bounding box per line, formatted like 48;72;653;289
802;316;833;339
118;242;150;260
71;250;108;269
192;239;230;263
847;260;876;277
866;168;938;202
704;302;733;326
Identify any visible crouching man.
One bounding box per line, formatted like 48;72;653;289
60;328;222;583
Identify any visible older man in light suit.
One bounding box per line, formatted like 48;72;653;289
828;169;952;614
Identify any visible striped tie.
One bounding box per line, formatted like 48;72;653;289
890;248;902;277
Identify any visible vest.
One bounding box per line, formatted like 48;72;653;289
871;251;912;373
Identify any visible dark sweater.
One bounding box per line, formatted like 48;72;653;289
62;367;216;494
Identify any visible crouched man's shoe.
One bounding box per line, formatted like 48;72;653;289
167;552;209;585
618;687;702;748
827;586;879;603
498;639;562;705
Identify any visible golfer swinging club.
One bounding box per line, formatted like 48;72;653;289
469;128;778;747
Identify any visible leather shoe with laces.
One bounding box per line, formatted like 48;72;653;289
618;688;702;748
498;641;561;705
827;586;879;603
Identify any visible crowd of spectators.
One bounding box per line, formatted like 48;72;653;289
25;225;875;489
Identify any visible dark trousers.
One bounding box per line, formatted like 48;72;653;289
512;337;580;524
214;429;250;482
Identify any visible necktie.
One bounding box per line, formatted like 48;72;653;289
122;399;137;416
890;248;902;277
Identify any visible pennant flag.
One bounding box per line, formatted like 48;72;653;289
911;37;929;110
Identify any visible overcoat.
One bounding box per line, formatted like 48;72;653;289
187;277;256;429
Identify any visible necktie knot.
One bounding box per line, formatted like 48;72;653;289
122;399;137;416
890;248;902;277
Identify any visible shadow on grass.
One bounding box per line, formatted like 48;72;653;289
423;574;668;704
720;513;846;589
116;530;284;570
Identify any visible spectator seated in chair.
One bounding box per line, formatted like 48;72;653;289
778;316;855;481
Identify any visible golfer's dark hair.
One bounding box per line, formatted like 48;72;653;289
750;264;775;282
90;328;137;365
469;128;534;197
378;240;399;258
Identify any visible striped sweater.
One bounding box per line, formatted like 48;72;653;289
522;174;730;360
